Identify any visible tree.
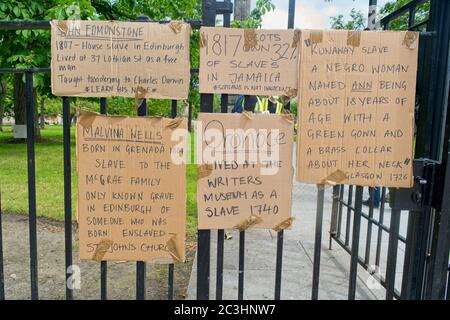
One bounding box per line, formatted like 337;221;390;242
330;8;366;30
379;0;429;30
231;0;275;29
330;0;430;31
0;0;97;138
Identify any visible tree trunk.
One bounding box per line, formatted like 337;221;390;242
40;96;45;129
234;0;251;21
13;73;26;126
0;79;5;132
188;103;193;132
13;73;40;138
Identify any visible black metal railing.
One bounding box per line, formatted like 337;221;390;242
1;0;449;301
0;0;233;300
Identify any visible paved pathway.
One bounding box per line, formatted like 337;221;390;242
186;147;408;300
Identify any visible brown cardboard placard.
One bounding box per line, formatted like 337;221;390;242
296;30;418;187
51;20;191;99
196;113;294;230
76;110;187;262
199;27;298;95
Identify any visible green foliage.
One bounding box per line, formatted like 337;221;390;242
0;0;203;120
231;0;275;28
330;8;366;30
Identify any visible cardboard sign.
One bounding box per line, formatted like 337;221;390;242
199;27;299;96
51;20;191;99
77;110;187;262
296;30;418;187
196;113;294;230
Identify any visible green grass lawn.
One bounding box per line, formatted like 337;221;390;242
0;125;198;236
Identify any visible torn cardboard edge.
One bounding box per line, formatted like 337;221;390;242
320;170;348;186
197;163;213;179
92;238;114;262
272;217;294;232
235;214;263;231
166;235;184;263
243;29;258;52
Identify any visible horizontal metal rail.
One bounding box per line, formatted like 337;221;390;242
380;0;429;26
335;198;407;244
0;68;199;74
0;19;203;30
331;234;402;299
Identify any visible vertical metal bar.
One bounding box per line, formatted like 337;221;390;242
329;185;339;249
401;208;430;300
284;0;296;112
171;100;177;119
274;230;284;300
287;0;296;29
345;185;354;246
167;99;177;300
408;6;416;29
337;185;344;238
220;95;228;113
216;229;224;300
216;7;230;300
168;263;174;300
136;262;146;300
385;209;401;300
100;97;107;115
196;0;216;301
447;266;450;300
364;188;375;266
348;186;363;300
312;185;324;300
238;230;245;300
99;97;108;300
100;261;107;300
62;97;73;300
375;187;386;268
196;230;211;300
0;191;4;300
136;98;147;300
25;71;38;300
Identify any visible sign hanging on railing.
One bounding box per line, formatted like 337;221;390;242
199;27;299;96
196;113;294;230
51;20;191;99
296;30;419;187
76;110;187;262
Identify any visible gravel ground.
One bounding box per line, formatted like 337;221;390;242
0;213;195;300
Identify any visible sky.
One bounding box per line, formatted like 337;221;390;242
253;0;391;29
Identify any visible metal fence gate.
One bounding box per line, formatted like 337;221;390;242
0;0;449;301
